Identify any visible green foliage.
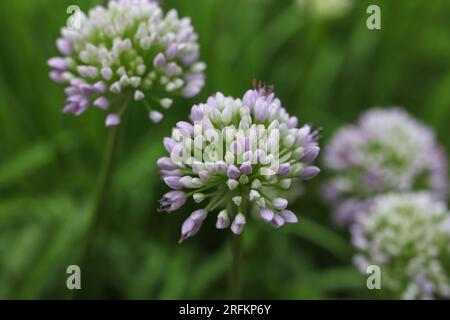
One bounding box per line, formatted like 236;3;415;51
0;0;449;299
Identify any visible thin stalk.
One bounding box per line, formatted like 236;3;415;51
227;196;246;299
74;106;125;298
83;121;121;253
228;232;242;299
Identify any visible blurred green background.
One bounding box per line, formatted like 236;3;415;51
0;0;449;299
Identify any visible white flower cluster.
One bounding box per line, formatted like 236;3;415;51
48;0;205;126
296;0;353;19
323;108;448;225
158;86;321;242
352;193;450;300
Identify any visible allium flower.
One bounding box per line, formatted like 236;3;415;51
351;193;450;300
323;108;448;225
296;0;353;19
157;84;321;242
48;0;205;126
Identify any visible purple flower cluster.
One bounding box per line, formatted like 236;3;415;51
158;85;321;242
323;107;448;225
48;0;205;126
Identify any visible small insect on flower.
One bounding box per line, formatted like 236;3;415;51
322;107;448;225
157;82;321;242
48;0;205;126
351;193;450;300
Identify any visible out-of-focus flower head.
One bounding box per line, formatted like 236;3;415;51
351;193;450;300
48;0;205;126
323;107;448;225
296;0;353;19
157;83;321;242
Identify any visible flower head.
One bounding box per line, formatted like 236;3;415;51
157;84;321;242
48;0;205;126
323;108;448;225
296;0;353;19
351;193;450;299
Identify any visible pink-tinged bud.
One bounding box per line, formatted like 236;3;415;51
190;105;203;122
273;198;288;210
150;111;164;123
260;207;274;222
183;83;202;98
276;163;291;177
280;210;298;224
160;169;183;177
153;53;166;68
101;67;113;80
198;170;209;180
254;98;269;121
49;71;66;83
166;62;178;77
239;162;252;175
216;210;230;229
56;38;73;55
301;166;320;180
190;209;208;222
227;165;240;179
159;191;187;212
178;217;201;243
163;176;183;190
48;57;68;71
105;113;120;127
166;43;178;58
242;89;257;107
287;116;298;129
176;121;194;135
93;81;106;93
163;138;176;153
271;214;285;229
157;157;176;170
181;51;199;66
301;146;320;163
93;97;109;109
231;213;246;235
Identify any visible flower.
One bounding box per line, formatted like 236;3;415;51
323;108;448;225
351;193;450;300
296;0;353;19
48;0;205;126
157;83;321;242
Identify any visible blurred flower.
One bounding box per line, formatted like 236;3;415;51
323;108;448;225
296;0;352;19
158;84;321;242
48;0;205;126
351;193;450;300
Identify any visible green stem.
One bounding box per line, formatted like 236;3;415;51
228;232;242;299
74;118;123;298
86;122;121;246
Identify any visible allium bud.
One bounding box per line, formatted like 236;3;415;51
273;198;288;210
150;111;164;124
270;214;285;229
193;193;206;203
280;210;298;224
301;166;320;180
231;213;246;235
216;210;230;229
105;113;121;127
260;207;274;222
158;191;187;212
